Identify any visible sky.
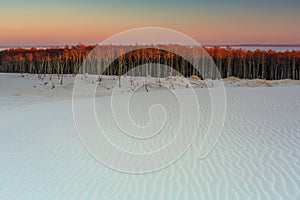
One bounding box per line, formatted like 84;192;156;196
0;0;299;46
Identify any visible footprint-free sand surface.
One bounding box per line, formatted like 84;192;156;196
0;74;300;199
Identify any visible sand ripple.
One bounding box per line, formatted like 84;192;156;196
1;86;300;199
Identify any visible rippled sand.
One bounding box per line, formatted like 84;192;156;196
1;74;300;199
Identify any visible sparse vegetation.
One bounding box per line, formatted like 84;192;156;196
190;75;201;80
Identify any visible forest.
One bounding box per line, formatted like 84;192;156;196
0;44;299;80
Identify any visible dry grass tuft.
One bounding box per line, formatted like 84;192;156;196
224;76;300;87
254;79;272;87
273;80;280;85
166;76;173;81
225;76;241;82
282;79;300;85
264;81;272;87
283;79;294;83
190;75;200;80
255;79;266;84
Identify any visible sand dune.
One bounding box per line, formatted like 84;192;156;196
0;73;300;199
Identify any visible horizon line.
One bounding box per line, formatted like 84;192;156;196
1;43;300;49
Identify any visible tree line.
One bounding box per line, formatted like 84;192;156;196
0;44;299;80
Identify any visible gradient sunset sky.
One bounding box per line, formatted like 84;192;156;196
1;0;299;46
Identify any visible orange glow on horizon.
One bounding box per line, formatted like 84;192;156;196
1;2;299;46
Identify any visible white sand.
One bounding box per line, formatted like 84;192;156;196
0;73;300;199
